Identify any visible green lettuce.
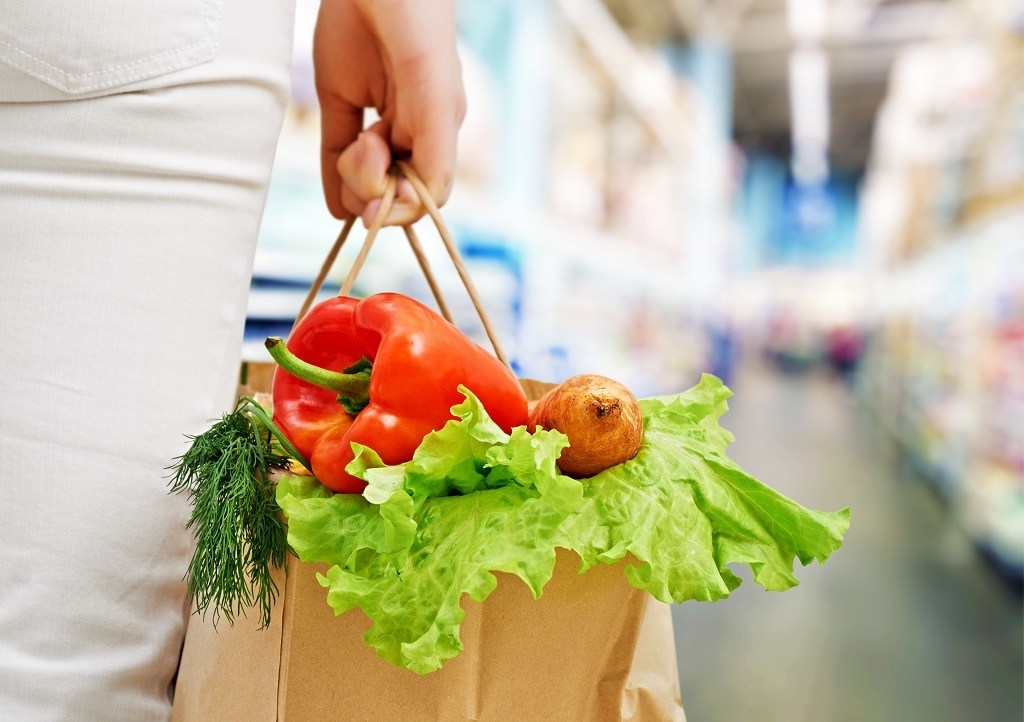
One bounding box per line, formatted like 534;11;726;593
276;376;850;673
555;377;850;601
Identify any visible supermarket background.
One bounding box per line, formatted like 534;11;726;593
247;1;1023;719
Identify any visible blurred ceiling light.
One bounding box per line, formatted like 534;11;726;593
789;49;830;145
787;0;828;43
789;48;830;184
792;142;830;185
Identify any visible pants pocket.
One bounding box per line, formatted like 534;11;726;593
0;0;223;96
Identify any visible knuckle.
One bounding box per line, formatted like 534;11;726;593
434;171;454;205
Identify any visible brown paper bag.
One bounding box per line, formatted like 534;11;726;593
172;548;684;721
172;369;684;721
173;168;684;719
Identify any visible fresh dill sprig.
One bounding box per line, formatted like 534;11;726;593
169;397;304;629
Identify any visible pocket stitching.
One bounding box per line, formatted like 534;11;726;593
0;41;213;93
0;33;208;80
0;0;222;93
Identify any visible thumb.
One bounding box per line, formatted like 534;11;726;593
336;125;392;221
319;98;363;220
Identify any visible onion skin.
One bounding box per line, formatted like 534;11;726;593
528;374;644;478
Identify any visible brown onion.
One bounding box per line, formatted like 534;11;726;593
529;374;644;478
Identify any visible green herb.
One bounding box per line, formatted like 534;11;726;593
169;397;306;628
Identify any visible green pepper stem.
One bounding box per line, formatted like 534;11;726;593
264;337;371;412
238;396;310;471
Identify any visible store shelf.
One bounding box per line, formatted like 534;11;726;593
860;211;1024;581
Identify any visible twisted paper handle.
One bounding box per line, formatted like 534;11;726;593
292;164;510;369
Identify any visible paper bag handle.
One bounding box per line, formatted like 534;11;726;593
291;163;510;369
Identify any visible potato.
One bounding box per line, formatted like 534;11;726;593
529;374;644;478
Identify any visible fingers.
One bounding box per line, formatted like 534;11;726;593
316;0;464;224
335;124;422;227
356;0;465;212
319;100;363;219
404;70;466;209
314;0;380;220
336;126;390;218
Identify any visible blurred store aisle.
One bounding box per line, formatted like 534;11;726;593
671;364;1023;722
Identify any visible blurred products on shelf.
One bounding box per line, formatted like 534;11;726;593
858;9;1024;579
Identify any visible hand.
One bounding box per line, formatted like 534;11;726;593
313;0;466;226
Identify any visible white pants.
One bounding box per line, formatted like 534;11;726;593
0;0;294;718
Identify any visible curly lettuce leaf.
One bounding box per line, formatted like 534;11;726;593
556;375;850;602
320;485;571;673
279;379;850;673
276;473;416;572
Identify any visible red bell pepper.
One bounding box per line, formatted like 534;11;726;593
265;293;528;493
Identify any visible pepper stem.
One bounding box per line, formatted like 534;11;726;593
264;337;372;414
238;396;311;471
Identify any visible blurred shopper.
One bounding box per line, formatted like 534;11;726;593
0;0;463;717
824;325;864;381
705;318;738;386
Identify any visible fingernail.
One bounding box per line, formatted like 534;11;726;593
362;200;380;228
